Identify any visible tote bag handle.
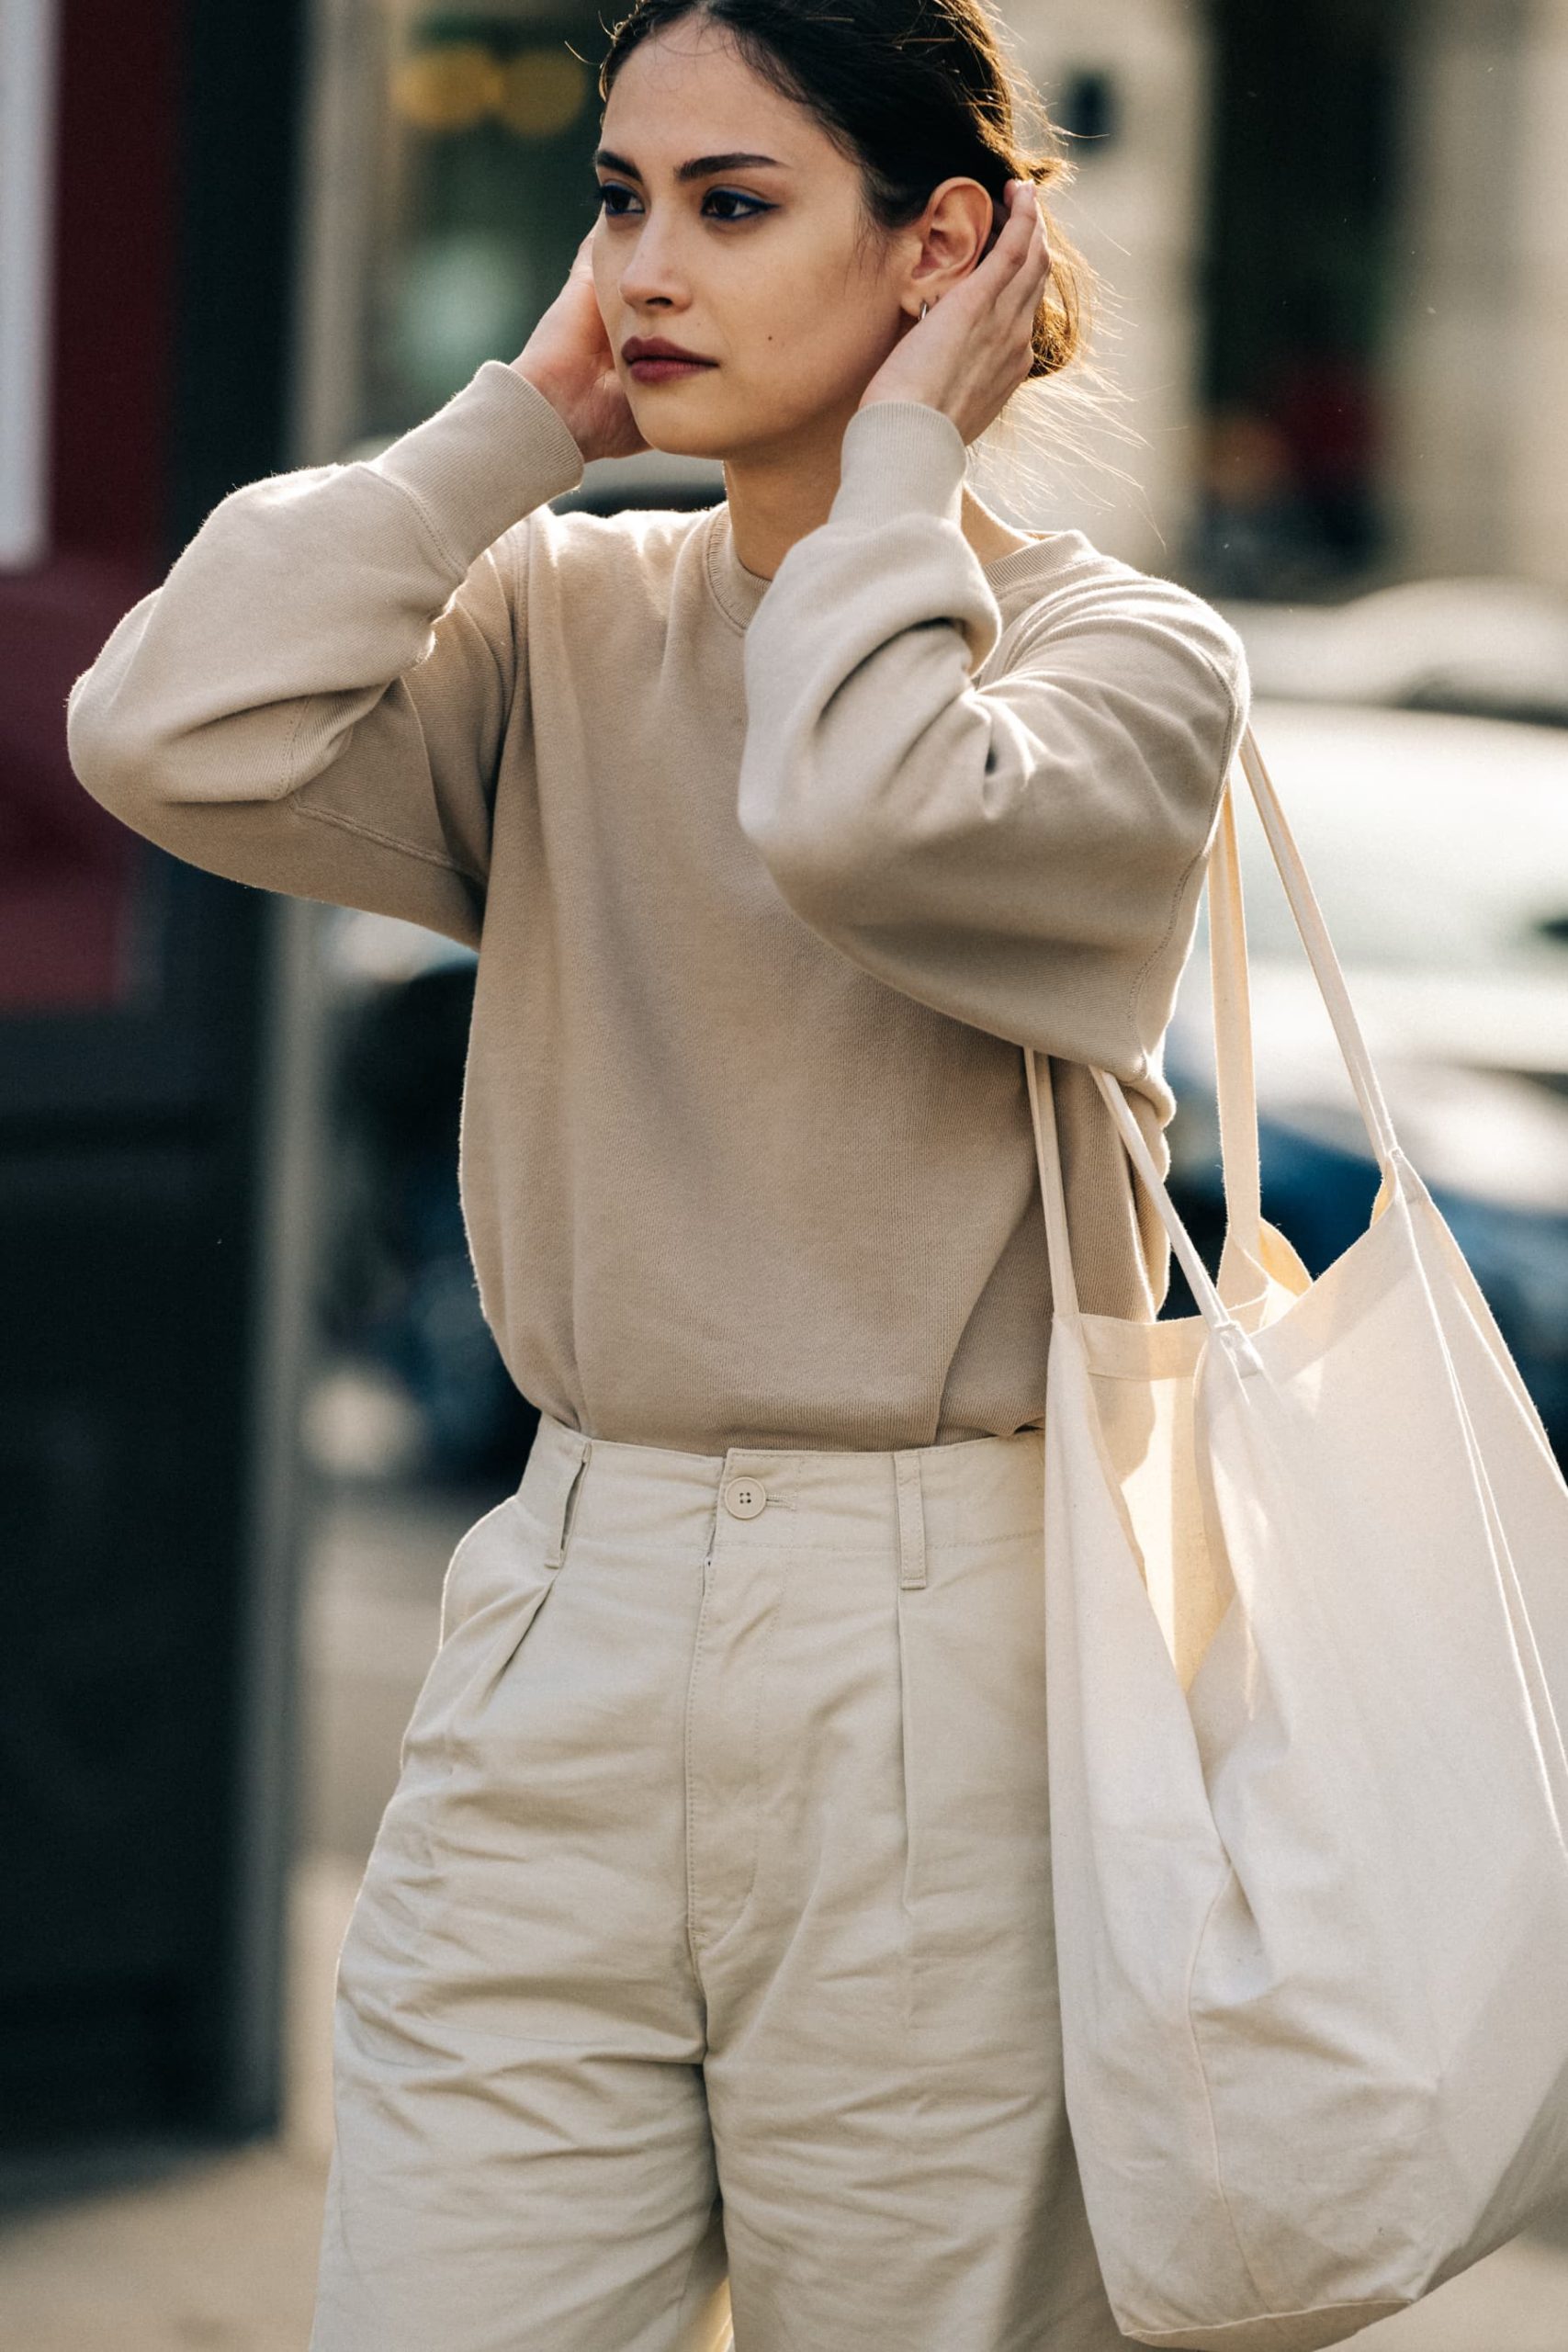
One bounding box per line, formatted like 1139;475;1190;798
1194;762;1265;1289
1026;720;1408;1333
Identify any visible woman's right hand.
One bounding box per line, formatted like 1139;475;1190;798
512;229;649;465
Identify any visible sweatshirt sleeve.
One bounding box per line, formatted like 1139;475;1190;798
66;360;586;948
735;397;1250;1114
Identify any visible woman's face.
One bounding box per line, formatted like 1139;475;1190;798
592;17;911;462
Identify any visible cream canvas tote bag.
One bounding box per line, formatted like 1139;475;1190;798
1022;719;1568;2350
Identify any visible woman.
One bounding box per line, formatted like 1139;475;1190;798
68;0;1250;2344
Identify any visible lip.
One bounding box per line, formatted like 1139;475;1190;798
622;336;715;366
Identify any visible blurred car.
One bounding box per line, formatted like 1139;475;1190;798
1215;575;1568;729
1163;696;1568;1461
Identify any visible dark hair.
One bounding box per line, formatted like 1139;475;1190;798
594;0;1100;389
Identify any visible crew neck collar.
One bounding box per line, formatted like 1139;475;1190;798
704;497;1101;633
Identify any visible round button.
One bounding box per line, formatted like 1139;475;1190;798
723;1476;768;1520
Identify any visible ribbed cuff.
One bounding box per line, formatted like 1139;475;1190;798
367;359;587;573
829;400;968;531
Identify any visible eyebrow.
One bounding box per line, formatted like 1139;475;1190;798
593;148;791;181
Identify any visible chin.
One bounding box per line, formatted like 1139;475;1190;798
626;414;735;463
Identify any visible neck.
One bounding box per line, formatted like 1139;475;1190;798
718;406;849;582
720;405;1030;582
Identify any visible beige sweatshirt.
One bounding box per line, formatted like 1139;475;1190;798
67;358;1250;1453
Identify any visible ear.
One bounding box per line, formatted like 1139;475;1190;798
907;176;1006;308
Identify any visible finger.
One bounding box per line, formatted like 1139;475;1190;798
1021;204;1052;299
952;182;1043;323
1023;211;1051;302
994;182;1046;303
952;187;1025;321
997;197;1048;323
971;180;1024;266
1015;187;1048;272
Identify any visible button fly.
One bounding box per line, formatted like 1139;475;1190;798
723;1476;768;1520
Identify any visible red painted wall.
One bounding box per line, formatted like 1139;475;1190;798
0;0;185;1011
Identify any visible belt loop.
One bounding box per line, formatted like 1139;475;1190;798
544;1431;592;1569
894;1452;927;1590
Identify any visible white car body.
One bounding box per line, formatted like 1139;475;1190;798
1167;699;1568;1218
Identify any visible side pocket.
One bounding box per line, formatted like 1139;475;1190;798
337;1496;563;2021
895;1577;923;1928
893;1449;929;1928
437;1494;525;1650
393;1494;542;1793
424;1492;561;1754
557;1449;588;1559
377;1495;520;1793
380;1463;584;1931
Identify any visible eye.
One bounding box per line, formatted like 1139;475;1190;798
593;180;773;224
703;188;773;222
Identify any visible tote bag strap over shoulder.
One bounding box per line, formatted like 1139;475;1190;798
1024;720;1409;1330
1205;777;1262;1280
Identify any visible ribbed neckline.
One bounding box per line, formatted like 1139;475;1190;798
704;496;1102;633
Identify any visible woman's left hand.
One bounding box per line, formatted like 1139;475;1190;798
858;179;1052;443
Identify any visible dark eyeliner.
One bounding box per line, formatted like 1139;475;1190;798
593;180;773;220
705;188;773;219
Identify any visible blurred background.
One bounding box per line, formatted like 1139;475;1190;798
4;0;1568;2341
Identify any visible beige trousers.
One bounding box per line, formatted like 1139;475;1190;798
308;1407;1128;2352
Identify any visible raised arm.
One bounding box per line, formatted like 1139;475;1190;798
66;361;585;947
736;398;1250;1122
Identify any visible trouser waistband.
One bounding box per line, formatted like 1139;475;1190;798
514;1408;1046;1592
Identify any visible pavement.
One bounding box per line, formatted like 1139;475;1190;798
2;1366;1566;2348
0;1853;355;2352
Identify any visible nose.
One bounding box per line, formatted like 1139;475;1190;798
615;209;689;312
